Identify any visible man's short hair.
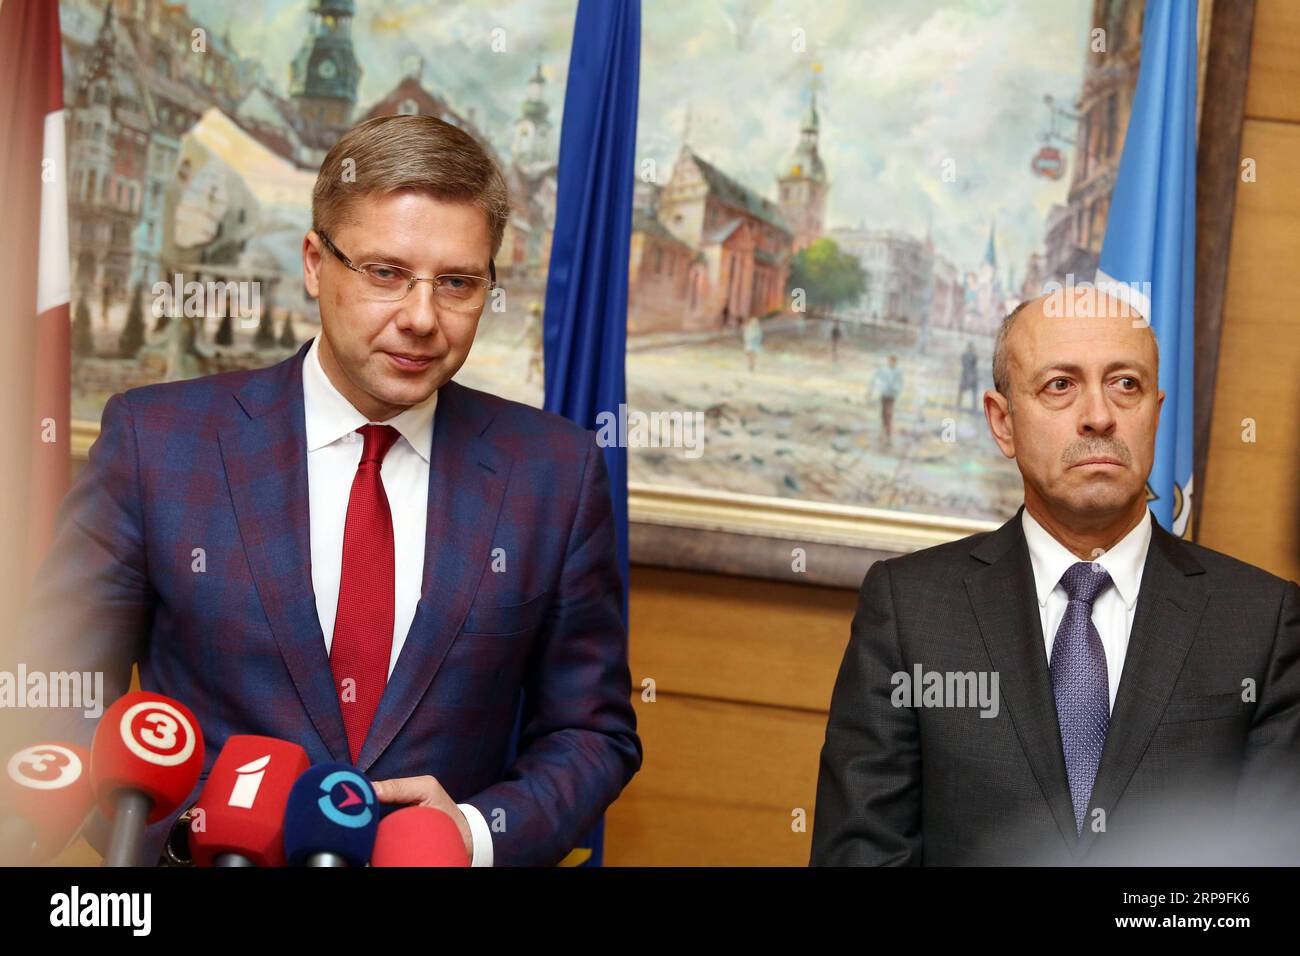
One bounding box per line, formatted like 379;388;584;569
992;299;1035;397
313;114;510;259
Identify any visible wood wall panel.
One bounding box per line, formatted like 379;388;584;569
602;566;855;864
1243;0;1300;123
624;567;857;712
1198;118;1300;578
603;694;826;866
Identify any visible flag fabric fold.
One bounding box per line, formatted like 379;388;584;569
1095;0;1198;537
540;0;641;866
0;0;71;588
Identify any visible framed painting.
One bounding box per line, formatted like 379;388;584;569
622;0;1241;586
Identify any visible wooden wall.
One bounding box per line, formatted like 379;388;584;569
605;0;1300;865
1198;0;1300;581
607;568;856;865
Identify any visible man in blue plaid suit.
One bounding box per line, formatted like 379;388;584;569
10;115;641;866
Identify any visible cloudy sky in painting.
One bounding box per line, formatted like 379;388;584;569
180;0;579;152
118;0;1096;283
637;0;1097;282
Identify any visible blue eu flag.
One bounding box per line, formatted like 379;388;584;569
541;0;641;865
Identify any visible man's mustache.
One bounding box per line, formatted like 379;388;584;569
1062;439;1132;467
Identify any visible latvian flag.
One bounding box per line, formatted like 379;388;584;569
0;0;71;580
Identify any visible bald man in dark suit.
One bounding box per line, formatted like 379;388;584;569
811;292;1300;865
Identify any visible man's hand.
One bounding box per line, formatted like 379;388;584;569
371;775;473;860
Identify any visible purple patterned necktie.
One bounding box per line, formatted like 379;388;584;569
1050;561;1113;836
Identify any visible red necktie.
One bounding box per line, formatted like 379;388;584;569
330;423;401;764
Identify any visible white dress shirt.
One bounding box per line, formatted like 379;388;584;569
302;333;493;866
1021;506;1153;712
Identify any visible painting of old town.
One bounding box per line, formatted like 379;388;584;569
63;0;1142;526
623;0;1142;523
62;0;573;415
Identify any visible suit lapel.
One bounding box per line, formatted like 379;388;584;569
966;506;1080;850
356;380;512;772
1077;518;1207;857
218;341;351;762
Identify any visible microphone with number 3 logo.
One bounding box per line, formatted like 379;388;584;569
91;691;204;867
1;741;94;864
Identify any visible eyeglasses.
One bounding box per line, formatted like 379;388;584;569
315;228;496;310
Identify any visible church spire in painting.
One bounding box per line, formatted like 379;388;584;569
289;0;361;133
777;65;829;253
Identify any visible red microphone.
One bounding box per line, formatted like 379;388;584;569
91;691;204;867
371;806;470;867
1;742;94;864
189;736;310;867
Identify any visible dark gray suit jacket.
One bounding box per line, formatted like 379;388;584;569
811;506;1300;865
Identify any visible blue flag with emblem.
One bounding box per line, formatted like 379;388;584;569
539;0;641;866
1095;0;1197;537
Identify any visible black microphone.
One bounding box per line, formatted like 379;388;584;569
282;763;379;867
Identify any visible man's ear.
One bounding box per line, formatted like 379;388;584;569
303;231;322;299
984;388;1016;460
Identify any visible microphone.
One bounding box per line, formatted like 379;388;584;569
371;806;470;867
90;691;204;867
1;742;94;864
189;736;310;867
283;763;378;867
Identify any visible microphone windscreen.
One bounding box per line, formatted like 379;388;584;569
371;806;470;867
190;735;311;867
283;763;378;866
2;742;94;862
90;691;205;823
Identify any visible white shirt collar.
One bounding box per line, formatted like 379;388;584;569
1021;505;1152;611
302;333;437;462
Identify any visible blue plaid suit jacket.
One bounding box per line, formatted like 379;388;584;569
13;340;642;865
